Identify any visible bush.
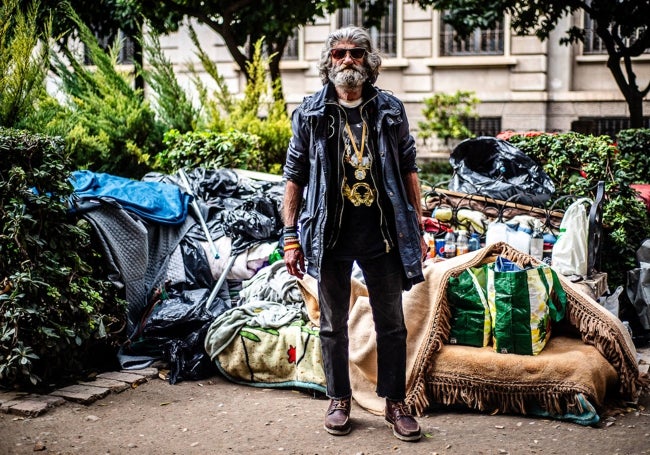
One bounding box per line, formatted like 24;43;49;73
505;132;650;288
156;128;264;174
616;128;650;184
0;128;126;389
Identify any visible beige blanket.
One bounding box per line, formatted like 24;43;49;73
301;242;641;416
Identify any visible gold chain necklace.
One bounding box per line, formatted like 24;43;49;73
344;121;369;180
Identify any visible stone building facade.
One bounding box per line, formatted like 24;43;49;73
154;2;650;154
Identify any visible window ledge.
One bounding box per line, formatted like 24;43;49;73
279;60;311;70
381;58;409;69
424;56;517;68
576;54;650;64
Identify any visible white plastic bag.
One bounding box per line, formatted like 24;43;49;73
552;198;591;276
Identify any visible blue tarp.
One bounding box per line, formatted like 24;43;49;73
69;170;191;225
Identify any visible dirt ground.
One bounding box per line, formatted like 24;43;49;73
1;368;649;455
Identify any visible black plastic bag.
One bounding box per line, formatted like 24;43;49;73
626;238;650;332
143;288;228;338
164;324;218;384
449;136;555;206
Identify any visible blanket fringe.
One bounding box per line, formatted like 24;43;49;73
426;377;593;416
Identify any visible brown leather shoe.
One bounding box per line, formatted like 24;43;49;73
324;398;351;435
385;399;422;441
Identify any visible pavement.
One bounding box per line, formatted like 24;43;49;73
1;345;649;420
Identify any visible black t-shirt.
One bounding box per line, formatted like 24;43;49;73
328;105;387;259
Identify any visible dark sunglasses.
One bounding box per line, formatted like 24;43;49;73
330;47;366;60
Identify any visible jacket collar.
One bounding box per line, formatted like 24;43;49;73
301;82;389;117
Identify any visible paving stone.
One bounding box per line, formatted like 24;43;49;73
121;367;158;379
80;378;130;393
49;384;110;404
97;371;147;385
25;394;66;407
1;399;23;413
0;391;28;405
0;394;64;417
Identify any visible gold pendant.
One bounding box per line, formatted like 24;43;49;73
354;168;366;180
343;181;375;207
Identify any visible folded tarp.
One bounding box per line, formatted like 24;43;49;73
69;170;191;225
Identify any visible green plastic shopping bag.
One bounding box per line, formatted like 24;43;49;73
447;265;491;347
487;257;566;355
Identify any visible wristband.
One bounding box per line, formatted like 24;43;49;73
283;243;301;252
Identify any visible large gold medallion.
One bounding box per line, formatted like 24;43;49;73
343;179;375;206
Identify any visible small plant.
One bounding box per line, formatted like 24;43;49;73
418;90;479;145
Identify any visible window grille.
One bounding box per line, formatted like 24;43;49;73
583;11;648;55
572;117;650;137
337;0;397;57
440;18;504;56
464;117;502;137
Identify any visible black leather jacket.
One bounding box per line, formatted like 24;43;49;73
283;82;424;289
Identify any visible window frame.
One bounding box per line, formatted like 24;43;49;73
334;0;401;59
427;11;516;68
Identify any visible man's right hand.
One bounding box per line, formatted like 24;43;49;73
284;248;306;280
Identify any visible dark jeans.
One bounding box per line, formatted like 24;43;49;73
318;250;407;401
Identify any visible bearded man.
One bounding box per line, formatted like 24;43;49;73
281;26;427;442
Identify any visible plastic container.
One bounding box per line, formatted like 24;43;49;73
529;228;544;260
443;228;456;258
456;230;469;255
485;221;508;245
469;232;481;252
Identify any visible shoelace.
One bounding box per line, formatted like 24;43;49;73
330;399;350;411
389;402;411;419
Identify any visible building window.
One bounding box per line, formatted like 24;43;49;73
572;117;650;138
440;17;504;56
464;117;502;137
284;28;300;60
583;11;649;55
337;0;397;57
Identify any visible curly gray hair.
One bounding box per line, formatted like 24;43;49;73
318;26;382;85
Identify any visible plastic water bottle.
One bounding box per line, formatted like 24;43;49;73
456;230;469;255
469;232;481;252
530;228;544;260
444;228;456;258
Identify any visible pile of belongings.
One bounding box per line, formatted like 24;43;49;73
69;168;321;387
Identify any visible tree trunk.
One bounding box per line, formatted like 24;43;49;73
628;94;644;128
606;56;645;129
267;46;285;104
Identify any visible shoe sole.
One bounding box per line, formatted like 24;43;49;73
324;424;351;436
385;420;422;442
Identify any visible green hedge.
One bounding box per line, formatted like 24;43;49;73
0;128;126;389
616;128;650;184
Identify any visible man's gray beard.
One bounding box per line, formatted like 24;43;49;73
329;67;367;90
